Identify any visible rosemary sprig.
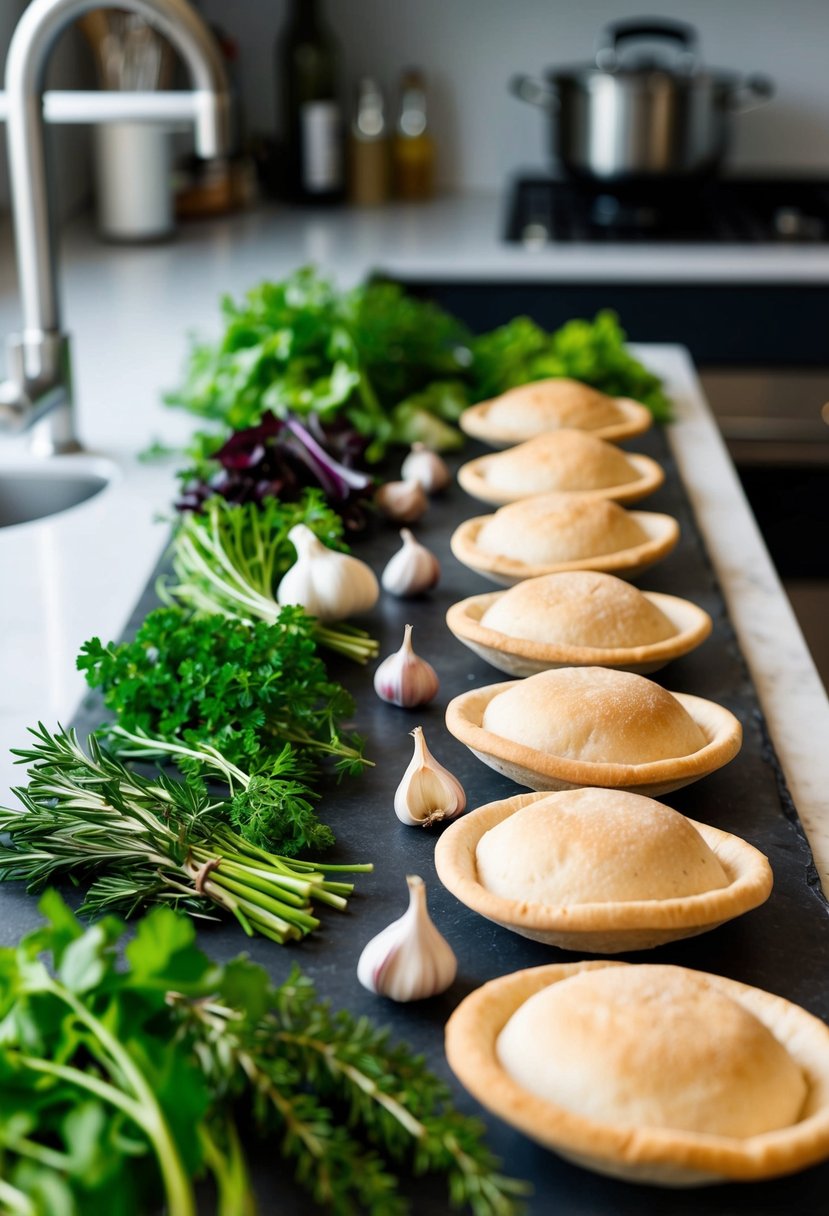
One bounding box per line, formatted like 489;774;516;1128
0;725;371;944
161;497;379;663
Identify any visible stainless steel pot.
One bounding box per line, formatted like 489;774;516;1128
511;19;773;180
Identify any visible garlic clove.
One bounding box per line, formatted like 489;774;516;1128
381;529;440;598
375;479;428;524
394;726;466;827
357;874;457;1001
277;523;379;623
374;624;439;708
401;443;452;494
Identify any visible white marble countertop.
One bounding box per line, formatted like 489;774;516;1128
4;193;829;319
0;200;827;891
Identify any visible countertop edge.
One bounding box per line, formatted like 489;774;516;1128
656;343;829;897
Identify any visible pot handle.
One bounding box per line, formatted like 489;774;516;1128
595;18;698;70
509;73;559;110
728;73;775;113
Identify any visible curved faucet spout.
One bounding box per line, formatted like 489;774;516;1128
5;0;230;340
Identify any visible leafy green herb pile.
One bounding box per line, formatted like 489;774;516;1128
165;269;471;461
0;726;370;940
469;310;672;421
162;495;378;663
0;894;526;1216
165;268;671;462
78;605;369;850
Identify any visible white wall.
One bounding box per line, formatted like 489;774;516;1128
202;0;829;190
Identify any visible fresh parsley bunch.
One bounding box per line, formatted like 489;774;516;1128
77;605;369;849
0;894;528;1216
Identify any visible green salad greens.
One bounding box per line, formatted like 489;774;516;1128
469;310;672;420
165;269;471;461
165;268;671;461
0;894;527;1216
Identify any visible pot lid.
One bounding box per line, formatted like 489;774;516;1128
547;17;721;82
594;17;700;75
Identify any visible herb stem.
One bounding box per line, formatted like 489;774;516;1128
2;1137;71;1173
0;1178;36;1216
206;871;320;930
190;854;311;906
277;1030;426;1139
39;980;197;1216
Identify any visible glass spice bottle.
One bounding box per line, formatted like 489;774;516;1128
392;68;435;201
348;77;390;206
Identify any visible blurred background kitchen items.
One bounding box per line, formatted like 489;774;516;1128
81;11;175;241
511;18;773;181
348;77;389;205
393;68;435;200
0;0;231;452
277;0;344;203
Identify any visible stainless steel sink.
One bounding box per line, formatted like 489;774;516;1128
0;457;117;528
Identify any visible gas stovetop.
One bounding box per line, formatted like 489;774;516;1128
505;176;829;244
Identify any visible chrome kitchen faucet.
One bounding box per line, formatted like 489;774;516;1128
0;0;231;454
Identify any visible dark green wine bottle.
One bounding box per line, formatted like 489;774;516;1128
277;0;344;203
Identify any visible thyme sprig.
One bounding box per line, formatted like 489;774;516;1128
0;725;371;944
172;968;531;1216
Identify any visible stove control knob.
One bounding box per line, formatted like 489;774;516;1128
773;206;824;240
521;221;549;247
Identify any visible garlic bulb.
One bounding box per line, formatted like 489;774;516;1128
277;524;379;623
401;443;451;494
394;726;466;827
357;875;457;1001
375;479;428;524
381;529;440;598
374;624;439;708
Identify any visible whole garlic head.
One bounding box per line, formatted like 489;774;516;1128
395;727;466;827
374;624;439;708
375;480;428;524
357;875;457;1001
401;443;451;494
381;529;440;598
277;524;379;623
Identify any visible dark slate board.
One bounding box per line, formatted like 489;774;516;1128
2;425;828;1215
